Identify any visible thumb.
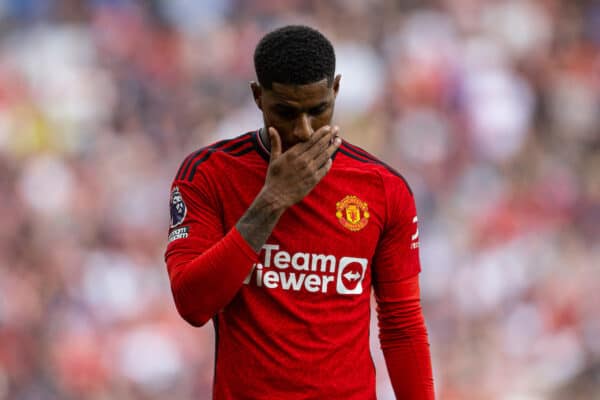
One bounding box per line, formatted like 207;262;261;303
268;127;282;160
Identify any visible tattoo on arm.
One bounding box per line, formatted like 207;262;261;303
236;191;286;253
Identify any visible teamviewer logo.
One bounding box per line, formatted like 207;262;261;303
336;257;368;295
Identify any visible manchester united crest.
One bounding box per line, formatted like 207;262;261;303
336;195;369;231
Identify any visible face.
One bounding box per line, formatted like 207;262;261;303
251;75;341;151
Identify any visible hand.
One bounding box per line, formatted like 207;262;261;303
236;126;340;252
262;125;341;210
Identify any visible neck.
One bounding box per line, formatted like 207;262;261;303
259;127;271;152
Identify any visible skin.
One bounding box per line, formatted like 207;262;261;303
236;75;342;252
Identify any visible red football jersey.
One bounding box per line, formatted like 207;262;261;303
165;131;426;399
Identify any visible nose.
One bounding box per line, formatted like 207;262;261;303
292;113;312;142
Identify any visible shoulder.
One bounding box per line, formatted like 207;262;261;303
173;132;256;183
336;140;413;197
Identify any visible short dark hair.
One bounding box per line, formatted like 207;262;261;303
254;25;336;89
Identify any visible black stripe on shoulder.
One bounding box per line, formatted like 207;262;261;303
175;134;252;181
229;146;254;158
176;138;230;181
338;147;372;164
340;143;413;196
177;133;253;180
342;141;379;162
187;136;254;181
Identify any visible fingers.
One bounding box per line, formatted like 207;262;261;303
309;125;340;163
313;158;333;182
272;124;340;178
299;125;339;161
268;127;282;160
285;125;330;155
309;125;336;153
263;125;338;207
313;135;341;169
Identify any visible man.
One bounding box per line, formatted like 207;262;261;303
165;25;434;399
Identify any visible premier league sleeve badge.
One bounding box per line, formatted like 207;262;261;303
169;186;187;228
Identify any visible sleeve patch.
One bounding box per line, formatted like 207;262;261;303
410;216;419;249
170;186;187;228
169;226;189;242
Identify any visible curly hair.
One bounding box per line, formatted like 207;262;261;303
254;25;336;89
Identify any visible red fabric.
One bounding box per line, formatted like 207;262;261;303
165;132;434;399
166;227;259;326
376;275;435;399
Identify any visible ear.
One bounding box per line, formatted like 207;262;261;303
250;81;263;110
332;74;341;98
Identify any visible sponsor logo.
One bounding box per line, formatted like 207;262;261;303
243;244;368;295
170;186;187;228
169;226;189;242
336;195;369;231
337;257;367;294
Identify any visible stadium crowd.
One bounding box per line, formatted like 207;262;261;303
0;0;598;399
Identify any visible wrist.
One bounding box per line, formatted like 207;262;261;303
236;188;288;253
256;187;289;215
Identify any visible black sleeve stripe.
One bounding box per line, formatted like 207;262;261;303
342;141;378;162
339;144;413;196
338;147;372;163
187;139;254;181
229;146;254;158
183;136;253;180
176;138;230;180
175;134;253;181
176;150;199;180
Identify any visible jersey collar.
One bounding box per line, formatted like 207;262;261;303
253;128;270;162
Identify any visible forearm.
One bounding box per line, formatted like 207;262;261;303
167;227;259;326
379;298;434;399
167;191;287;326
376;277;435;399
236;188;287;252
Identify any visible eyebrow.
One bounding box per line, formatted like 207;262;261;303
273;103;297;111
273;101;329;112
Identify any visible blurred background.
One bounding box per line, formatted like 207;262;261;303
0;0;598;399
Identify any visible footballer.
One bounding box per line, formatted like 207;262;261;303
165;25;435;399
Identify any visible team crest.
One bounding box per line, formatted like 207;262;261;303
170;186;187;228
336;195;369;231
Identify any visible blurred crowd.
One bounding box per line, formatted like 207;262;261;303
0;0;598;399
